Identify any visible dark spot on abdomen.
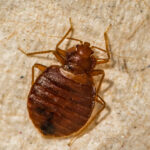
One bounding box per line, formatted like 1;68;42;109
36;107;45;115
40;121;55;135
40;112;55;135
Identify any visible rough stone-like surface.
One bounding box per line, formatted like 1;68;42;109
0;0;150;150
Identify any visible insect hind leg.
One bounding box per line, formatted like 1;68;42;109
68;96;105;147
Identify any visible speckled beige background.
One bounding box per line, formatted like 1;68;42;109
0;0;150;150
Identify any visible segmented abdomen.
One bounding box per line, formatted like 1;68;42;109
28;66;95;137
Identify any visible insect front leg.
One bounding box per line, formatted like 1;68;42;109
18;18;83;66
54;18;84;64
56;18;73;49
91;25;111;64
31;63;47;85
52;18;74;65
17;19;73;65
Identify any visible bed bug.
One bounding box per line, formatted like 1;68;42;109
18;19;111;146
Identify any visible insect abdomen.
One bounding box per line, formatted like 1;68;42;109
28;66;95;137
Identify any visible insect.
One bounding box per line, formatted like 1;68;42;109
18;19;110;146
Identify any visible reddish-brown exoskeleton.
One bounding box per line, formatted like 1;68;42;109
18;19;110;146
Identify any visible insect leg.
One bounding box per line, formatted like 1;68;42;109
54;18;84;64
90;69;105;95
91;25;111;64
18;18;76;65
18;18;73;64
53;18;84;64
56;18;73;49
18;47;54;56
18;47;66;65
68;96;105;147
32;63;47;85
48;35;83;44
66;37;83;44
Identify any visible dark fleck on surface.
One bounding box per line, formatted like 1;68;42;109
20;75;24;79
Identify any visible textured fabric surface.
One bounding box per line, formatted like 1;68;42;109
0;0;150;150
